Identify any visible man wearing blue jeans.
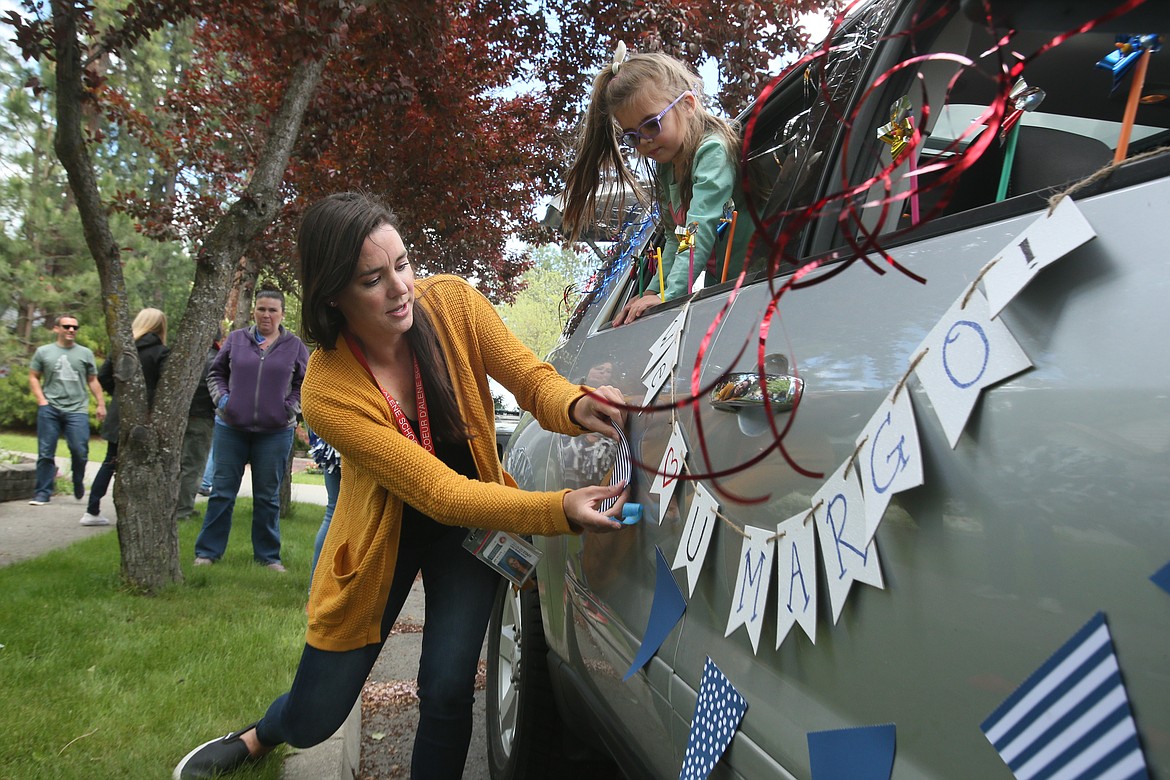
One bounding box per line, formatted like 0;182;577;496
28;314;106;506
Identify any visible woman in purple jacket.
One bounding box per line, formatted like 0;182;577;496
194;290;310;571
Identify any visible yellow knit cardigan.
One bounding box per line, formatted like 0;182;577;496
302;275;587;651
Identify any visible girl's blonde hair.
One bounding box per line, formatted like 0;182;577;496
132;307;167;344
561;50;741;242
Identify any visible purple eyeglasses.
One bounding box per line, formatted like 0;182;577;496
620;91;692;149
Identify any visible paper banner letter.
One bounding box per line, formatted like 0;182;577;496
672;482;719;597
725;525;775;654
808;724;896;780
981;612;1150;780
813;460;884;625
649;420;688;524
913;290;1032;449
643;310;687;405
625;546;687;681
776;512;817;648
982;198;1096;317
679;657;748;780
648;309;688;366
857;388;924;543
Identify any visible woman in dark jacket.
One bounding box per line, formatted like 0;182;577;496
193;290;309;571
81;308;170;526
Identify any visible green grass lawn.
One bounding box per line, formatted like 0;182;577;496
0;499;325;779
0;430;108;463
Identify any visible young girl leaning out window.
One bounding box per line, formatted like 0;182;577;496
561;43;754;326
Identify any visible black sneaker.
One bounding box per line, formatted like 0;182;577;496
172;722;260;779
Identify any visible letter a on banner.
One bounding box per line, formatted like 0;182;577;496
672;482;719;597
813;460;884;625
725;525;775;653
856;388;923;543
776;512;817;648
913;290;1032;448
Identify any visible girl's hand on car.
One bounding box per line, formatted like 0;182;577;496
571;385;626;439
563;482;628;533
612;292;661;327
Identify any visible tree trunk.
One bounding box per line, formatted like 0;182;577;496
49;0;329;592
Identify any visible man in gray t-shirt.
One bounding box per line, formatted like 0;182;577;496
28;314;106;505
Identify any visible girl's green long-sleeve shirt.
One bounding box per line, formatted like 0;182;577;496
652;133;754;299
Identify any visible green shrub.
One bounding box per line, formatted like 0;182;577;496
0;370;37;429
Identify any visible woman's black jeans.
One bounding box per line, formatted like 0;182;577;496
255;512;500;779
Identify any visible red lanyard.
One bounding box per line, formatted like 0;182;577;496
343;331;433;454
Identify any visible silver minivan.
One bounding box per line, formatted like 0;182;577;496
487;0;1170;777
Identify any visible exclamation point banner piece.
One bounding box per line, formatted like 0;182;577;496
981;197;1096;317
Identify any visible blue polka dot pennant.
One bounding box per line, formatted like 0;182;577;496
679;657;748;779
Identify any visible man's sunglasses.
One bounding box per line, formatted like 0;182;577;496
60;324;80;331
620;91;692;149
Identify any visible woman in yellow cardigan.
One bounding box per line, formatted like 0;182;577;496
174;192;627;780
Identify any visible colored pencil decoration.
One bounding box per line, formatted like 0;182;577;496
1096;34;1162;163
877;95;920;223
996;78;1046;202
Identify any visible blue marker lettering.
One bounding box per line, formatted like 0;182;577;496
737;548;768;621
786;541;810;614
870;411;910;495
826;492;868;579
942;320;989;389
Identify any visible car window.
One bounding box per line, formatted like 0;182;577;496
577;0;901;330
737;0;899;271
820;0;1170;249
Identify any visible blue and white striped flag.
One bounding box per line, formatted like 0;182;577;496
981;612;1149;780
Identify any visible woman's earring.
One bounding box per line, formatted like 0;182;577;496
328;300;337;307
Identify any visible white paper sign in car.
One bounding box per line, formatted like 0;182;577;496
672;482;719;598
813;460;884;625
856;387;923;543
725;525;775;653
776;512;818;648
981;197;1096;318
648;419;688;524
913;289;1032;449
641;308;687;406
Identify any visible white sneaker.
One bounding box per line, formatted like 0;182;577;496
80;512;111;526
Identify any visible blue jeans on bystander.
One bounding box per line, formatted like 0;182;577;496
309;464;342;580
193;422;294;565
34;404;90;502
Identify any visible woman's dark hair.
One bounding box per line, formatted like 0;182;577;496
255;289;285;309
298;191;467;443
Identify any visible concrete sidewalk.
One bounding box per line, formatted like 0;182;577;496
0;456;357;780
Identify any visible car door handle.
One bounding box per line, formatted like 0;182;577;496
709;372;804;413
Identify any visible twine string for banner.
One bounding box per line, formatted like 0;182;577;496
767;499;822;543
844;436;869;477
1047;145;1170;213
679;459;750;540
892;348;928;404
960;257;1000;309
